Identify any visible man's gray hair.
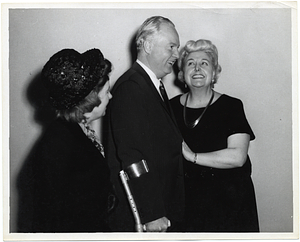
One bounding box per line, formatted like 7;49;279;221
135;16;175;52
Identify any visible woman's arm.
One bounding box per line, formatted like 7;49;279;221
182;133;250;169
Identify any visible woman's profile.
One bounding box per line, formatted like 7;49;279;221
28;48;116;232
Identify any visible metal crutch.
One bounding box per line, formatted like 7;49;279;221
119;159;149;232
119;170;144;232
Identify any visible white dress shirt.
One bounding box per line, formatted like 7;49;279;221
136;59;163;99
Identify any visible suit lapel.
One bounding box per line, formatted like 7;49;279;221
132;62;181;136
132;63;164;103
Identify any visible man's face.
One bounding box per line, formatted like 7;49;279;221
147;23;180;79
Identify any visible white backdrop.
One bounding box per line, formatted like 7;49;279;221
3;2;297;240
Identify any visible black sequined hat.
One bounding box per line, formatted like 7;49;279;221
42;48;111;110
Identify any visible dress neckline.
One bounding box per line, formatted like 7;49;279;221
180;93;224;110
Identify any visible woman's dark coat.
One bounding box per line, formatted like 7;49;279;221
30;118;112;232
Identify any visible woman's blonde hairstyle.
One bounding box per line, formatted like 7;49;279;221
178;39;222;86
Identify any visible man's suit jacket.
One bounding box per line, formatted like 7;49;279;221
106;62;184;231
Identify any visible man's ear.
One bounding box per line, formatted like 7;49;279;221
178;71;184;81
143;40;152;54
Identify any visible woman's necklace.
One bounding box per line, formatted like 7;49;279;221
183;90;214;129
80;120;105;157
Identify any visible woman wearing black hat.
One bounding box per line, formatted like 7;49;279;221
30;48;116;232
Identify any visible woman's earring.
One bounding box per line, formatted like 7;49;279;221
81;117;88;127
184;83;187;89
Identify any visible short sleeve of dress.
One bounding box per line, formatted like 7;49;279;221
227;98;255;141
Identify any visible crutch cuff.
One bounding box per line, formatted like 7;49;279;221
124;159;149;179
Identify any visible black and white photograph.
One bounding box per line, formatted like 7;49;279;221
1;1;298;241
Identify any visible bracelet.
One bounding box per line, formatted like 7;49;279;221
193;153;197;164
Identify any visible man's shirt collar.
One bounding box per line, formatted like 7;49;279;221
136;59;161;91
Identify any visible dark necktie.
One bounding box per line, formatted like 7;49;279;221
159;81;171;113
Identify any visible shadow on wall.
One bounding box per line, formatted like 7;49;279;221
102;33;138;146
15;72;56;232
26;72;57;127
129;33;137;66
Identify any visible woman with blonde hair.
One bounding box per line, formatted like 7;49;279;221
170;39;259;232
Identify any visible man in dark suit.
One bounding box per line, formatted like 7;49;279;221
106;16;184;232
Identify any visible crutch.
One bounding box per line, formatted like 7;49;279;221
119;159;149;232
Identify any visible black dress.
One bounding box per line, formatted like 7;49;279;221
170;94;259;232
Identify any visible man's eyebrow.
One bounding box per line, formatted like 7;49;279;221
169;41;179;46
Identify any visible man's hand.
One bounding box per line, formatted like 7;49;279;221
143;217;171;232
